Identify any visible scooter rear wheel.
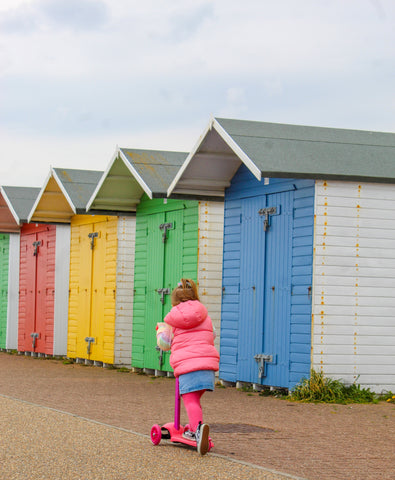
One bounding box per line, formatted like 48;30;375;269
150;424;162;445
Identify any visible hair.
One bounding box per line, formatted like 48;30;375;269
171;278;199;306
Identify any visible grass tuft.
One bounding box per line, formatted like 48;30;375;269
290;370;377;404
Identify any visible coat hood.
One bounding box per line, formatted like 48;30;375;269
164;300;208;330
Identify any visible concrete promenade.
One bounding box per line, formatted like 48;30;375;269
0;353;394;480
0;394;300;480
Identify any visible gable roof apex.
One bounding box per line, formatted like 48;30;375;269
87;147;187;213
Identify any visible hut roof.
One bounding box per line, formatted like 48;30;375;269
87;148;187;213
0;186;40;231
28;168;103;223
169;117;395;198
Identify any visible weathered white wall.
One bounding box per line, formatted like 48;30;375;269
114;216;136;366
6;233;20;350
53;224;71;356
312;180;395;393
197;200;224;354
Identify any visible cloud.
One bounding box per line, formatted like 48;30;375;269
0;0;109;34
161;2;215;42
0;0;394;189
40;0;109;31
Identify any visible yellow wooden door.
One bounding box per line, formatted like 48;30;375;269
67;216;117;363
76;222;94;358
89;222;106;362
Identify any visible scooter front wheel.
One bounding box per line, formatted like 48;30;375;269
150;424;162;445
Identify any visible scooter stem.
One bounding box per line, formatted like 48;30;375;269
174;377;181;430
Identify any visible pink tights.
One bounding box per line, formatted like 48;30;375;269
181;390;205;432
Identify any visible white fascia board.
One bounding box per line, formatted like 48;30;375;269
167;118;214;196
86;148;119;211
27;170;53;223
86;147;153;212
0;186;20;226
52;168;77;215
212;118;261;181
119;149;153;200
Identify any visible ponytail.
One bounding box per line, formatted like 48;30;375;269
171;278;199;306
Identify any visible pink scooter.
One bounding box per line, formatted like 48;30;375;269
150;377;214;452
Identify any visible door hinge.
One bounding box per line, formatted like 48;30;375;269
85;336;95;355
32;240;41;256
254;353;277;378
30;332;39;350
88;231;99;249
159;223;173;243
258;205;280;232
157;288;171;304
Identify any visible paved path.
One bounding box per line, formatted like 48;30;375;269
0;395;301;480
0;353;394;480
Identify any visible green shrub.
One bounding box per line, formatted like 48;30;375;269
290;370;377;404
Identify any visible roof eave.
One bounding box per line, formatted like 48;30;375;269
86;149;119;212
167;117;262;197
0;186;21;225
213;118;261;181
263;171;395;184
119;149;154;199
86;147;153;213
52;168;77;215
28;167;76;223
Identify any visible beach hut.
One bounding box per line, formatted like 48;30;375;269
0;186;40;350
87;148;224;374
28;167;135;366
169;117;395;393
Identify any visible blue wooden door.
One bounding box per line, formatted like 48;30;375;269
238;189;293;387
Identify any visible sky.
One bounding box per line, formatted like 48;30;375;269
0;0;394;188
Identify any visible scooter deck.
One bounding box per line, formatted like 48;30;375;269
162;422;214;449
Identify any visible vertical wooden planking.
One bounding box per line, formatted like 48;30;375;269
17;224;57;355
132;196;200;372
18;227;40;352
67;219;92;359
263;190;294;387
220;164;315;388
143;210;165;370
160;208;185;371
197;201;224;353
0;234;10;348
67;221;79;358
181;203;198;280
35;227;56;355
114;216;136;366
238;195;266;383
6;233;20;350
53;225;71;356
68;215;118;364
220;198;242;382
97;217;117;364
18;229;29;351
313;180;395;392
131;213;149;368
289;181;315;387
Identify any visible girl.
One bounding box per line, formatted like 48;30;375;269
162;278;220;455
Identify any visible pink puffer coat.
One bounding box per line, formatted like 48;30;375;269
164;300;220;377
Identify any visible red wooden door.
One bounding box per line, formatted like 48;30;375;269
23;234;37;352
18;224;56;354
35;229;55;353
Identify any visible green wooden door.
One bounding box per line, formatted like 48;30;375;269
0;234;10;349
132;197;198;372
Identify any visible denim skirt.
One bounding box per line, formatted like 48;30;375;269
178;370;215;395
